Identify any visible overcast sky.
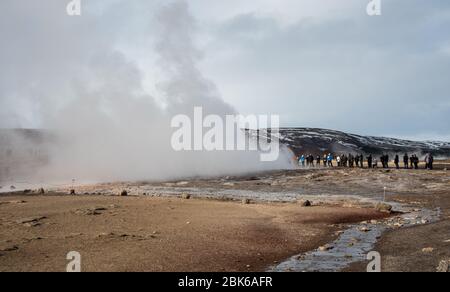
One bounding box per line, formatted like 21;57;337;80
1;0;449;141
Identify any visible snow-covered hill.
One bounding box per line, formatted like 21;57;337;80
249;128;450;158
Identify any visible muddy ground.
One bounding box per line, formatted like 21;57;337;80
0;165;449;272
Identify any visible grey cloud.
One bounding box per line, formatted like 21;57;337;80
202;0;450;140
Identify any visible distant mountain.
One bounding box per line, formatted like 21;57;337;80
250;128;450;158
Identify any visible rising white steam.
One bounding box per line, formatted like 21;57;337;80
0;0;292;183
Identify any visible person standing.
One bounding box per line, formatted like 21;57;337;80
429;154;434;170
380;155;385;168
323;154;328;167
316;155;321;167
360;154;364;168
367;155;373;168
328;153;334;167
394;155;400;169
300;155;305;167
403;153;409;169
413;155;419;169
349;154;354;168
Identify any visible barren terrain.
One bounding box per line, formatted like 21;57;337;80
1;166;449;272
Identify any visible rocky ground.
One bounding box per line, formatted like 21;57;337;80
0;195;387;272
0;165;449;272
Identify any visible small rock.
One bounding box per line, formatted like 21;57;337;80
97;232;114;238
94;207;107;211
120;190;128;197
70;189;76;195
444;239;450;243
38;188;45;194
0;245;18;252
299;200;312;207
181;193;191;200
16;217;47;227
24;237;44;242
16;217;46;225
318;245;333;251
23;222;42;228
422;247;434;253
370;220;379;224
437;259;449;272
242;199;251;205
375;202;393;214
360;227;371;232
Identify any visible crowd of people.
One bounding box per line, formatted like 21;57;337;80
297;153;435;170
